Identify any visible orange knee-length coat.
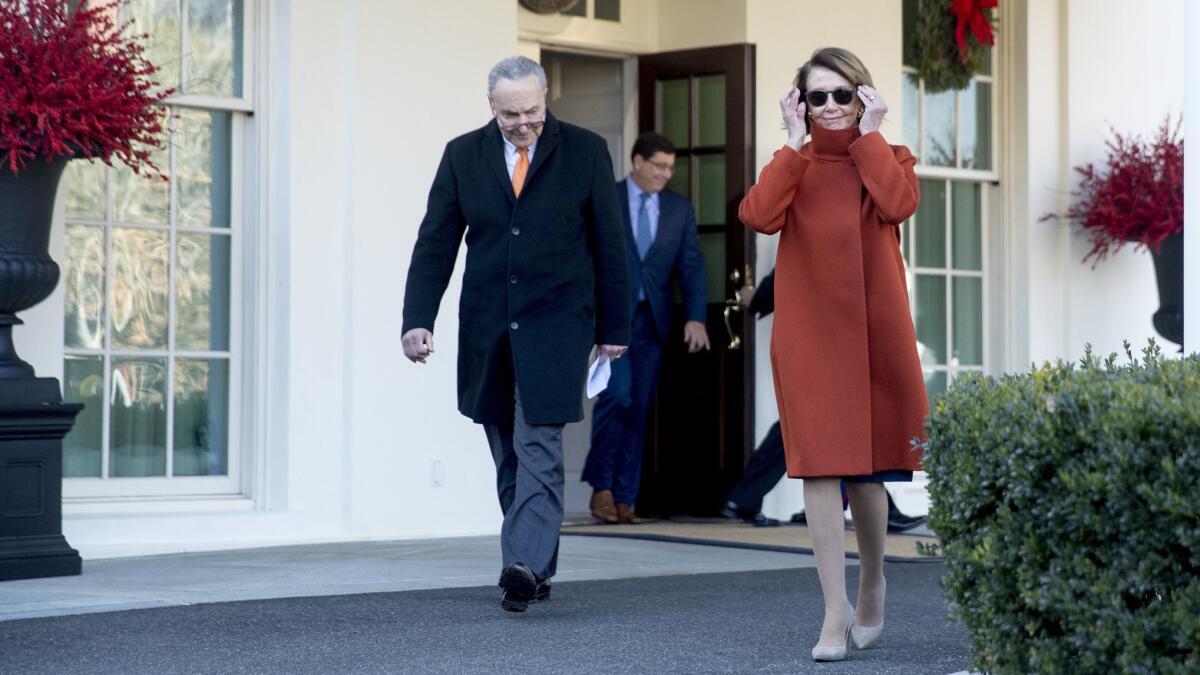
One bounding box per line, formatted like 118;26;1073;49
739;124;928;478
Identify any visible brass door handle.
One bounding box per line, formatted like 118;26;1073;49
723;298;743;351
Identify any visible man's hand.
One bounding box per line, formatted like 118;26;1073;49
683;320;711;353
599;344;628;361
402;328;435;364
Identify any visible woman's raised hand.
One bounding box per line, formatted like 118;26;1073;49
780;85;807;150
857;84;888;134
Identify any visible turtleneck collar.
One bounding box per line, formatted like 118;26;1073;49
808;123;862;160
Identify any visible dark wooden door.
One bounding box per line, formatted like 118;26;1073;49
636;44;756;517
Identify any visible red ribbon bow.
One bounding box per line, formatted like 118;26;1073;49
950;0;998;64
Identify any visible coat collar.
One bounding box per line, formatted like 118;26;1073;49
482;111;562;204
808;123;861;161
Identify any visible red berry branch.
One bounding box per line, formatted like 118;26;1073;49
1048;117;1184;265
0;0;172;176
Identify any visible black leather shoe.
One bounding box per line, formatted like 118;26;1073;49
887;513;927;533
530;579;551;603
499;563;538;612
886;494;927;533
721;500;780;527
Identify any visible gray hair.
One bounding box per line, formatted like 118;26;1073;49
487;56;547;96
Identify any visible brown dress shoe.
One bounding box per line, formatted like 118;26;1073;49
616;503;642;524
590;489;618;523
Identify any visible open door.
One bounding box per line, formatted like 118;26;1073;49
636;44;756;517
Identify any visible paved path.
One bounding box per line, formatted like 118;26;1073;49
0;535;970;673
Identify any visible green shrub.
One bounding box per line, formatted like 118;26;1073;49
924;341;1200;674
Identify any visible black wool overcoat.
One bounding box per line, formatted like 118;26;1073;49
402;112;631;425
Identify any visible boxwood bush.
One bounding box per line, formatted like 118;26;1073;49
924;341;1200;674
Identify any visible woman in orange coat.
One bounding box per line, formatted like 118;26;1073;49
739;47;928;662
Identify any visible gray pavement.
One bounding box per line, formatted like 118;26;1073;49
0;535;820;622
0;534;972;673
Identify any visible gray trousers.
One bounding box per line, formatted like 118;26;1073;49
483;386;564;580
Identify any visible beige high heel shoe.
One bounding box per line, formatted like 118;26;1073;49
811;611;854;662
851;578;886;649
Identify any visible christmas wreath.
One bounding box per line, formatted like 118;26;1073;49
906;0;997;93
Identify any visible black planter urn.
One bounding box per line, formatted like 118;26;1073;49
1149;231;1184;348
0;157;84;581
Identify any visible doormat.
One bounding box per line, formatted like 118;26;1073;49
561;519;941;561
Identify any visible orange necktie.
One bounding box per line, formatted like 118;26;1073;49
512;147;529;197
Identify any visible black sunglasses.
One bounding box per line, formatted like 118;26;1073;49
805;88;856;108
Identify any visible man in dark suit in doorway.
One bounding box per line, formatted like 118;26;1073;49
583;132;709;524
402;56;630;613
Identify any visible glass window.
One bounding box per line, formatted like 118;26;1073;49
658;78;689;149
560;0;586;17
594;0;619;22
902;0;994;393
62;0;245;491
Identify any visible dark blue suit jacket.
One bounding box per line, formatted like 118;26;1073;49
616;179;707;343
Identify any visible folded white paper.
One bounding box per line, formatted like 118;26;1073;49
586;352;611;399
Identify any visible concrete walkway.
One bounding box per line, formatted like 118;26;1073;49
0;535;819;622
0;535;972;674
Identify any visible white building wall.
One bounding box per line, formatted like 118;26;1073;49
53;0;518;558
1018;0;1185;365
18;0;1189;557
1059;0;1184;361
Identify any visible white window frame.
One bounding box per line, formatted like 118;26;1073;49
903;42;1000;394
63;0;258;501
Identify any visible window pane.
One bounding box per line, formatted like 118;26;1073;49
659;78;689;149
923;89;956;167
174;358;229;476
63;355;105;478
176;233;231;351
962;80;991;170
952;181;982;271
915;274;946;365
697;231;725;303
923;369;947;403
902;72;920;155
697;75;725;146
113;119;170;225
953;276;983;366
915;179;946;268
696;154;725;225
110;357;168;477
64;160;107;220
177;109;233;228
901;219;911;264
186;0;242;97
666;155;690;199
64;225;107;350
112;228;170;349
902;0;919;67
124;0;182;91
594;0;619;21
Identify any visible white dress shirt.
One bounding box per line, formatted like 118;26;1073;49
503;135;538;179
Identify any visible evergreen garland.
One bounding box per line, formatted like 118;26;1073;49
905;0;994;93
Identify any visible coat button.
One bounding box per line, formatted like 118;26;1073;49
510;275;519;284
511;227;520;235
510;321;519;330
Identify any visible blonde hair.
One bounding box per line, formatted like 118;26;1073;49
793;47;874;134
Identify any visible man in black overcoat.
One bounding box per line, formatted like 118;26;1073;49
401;56;630;613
